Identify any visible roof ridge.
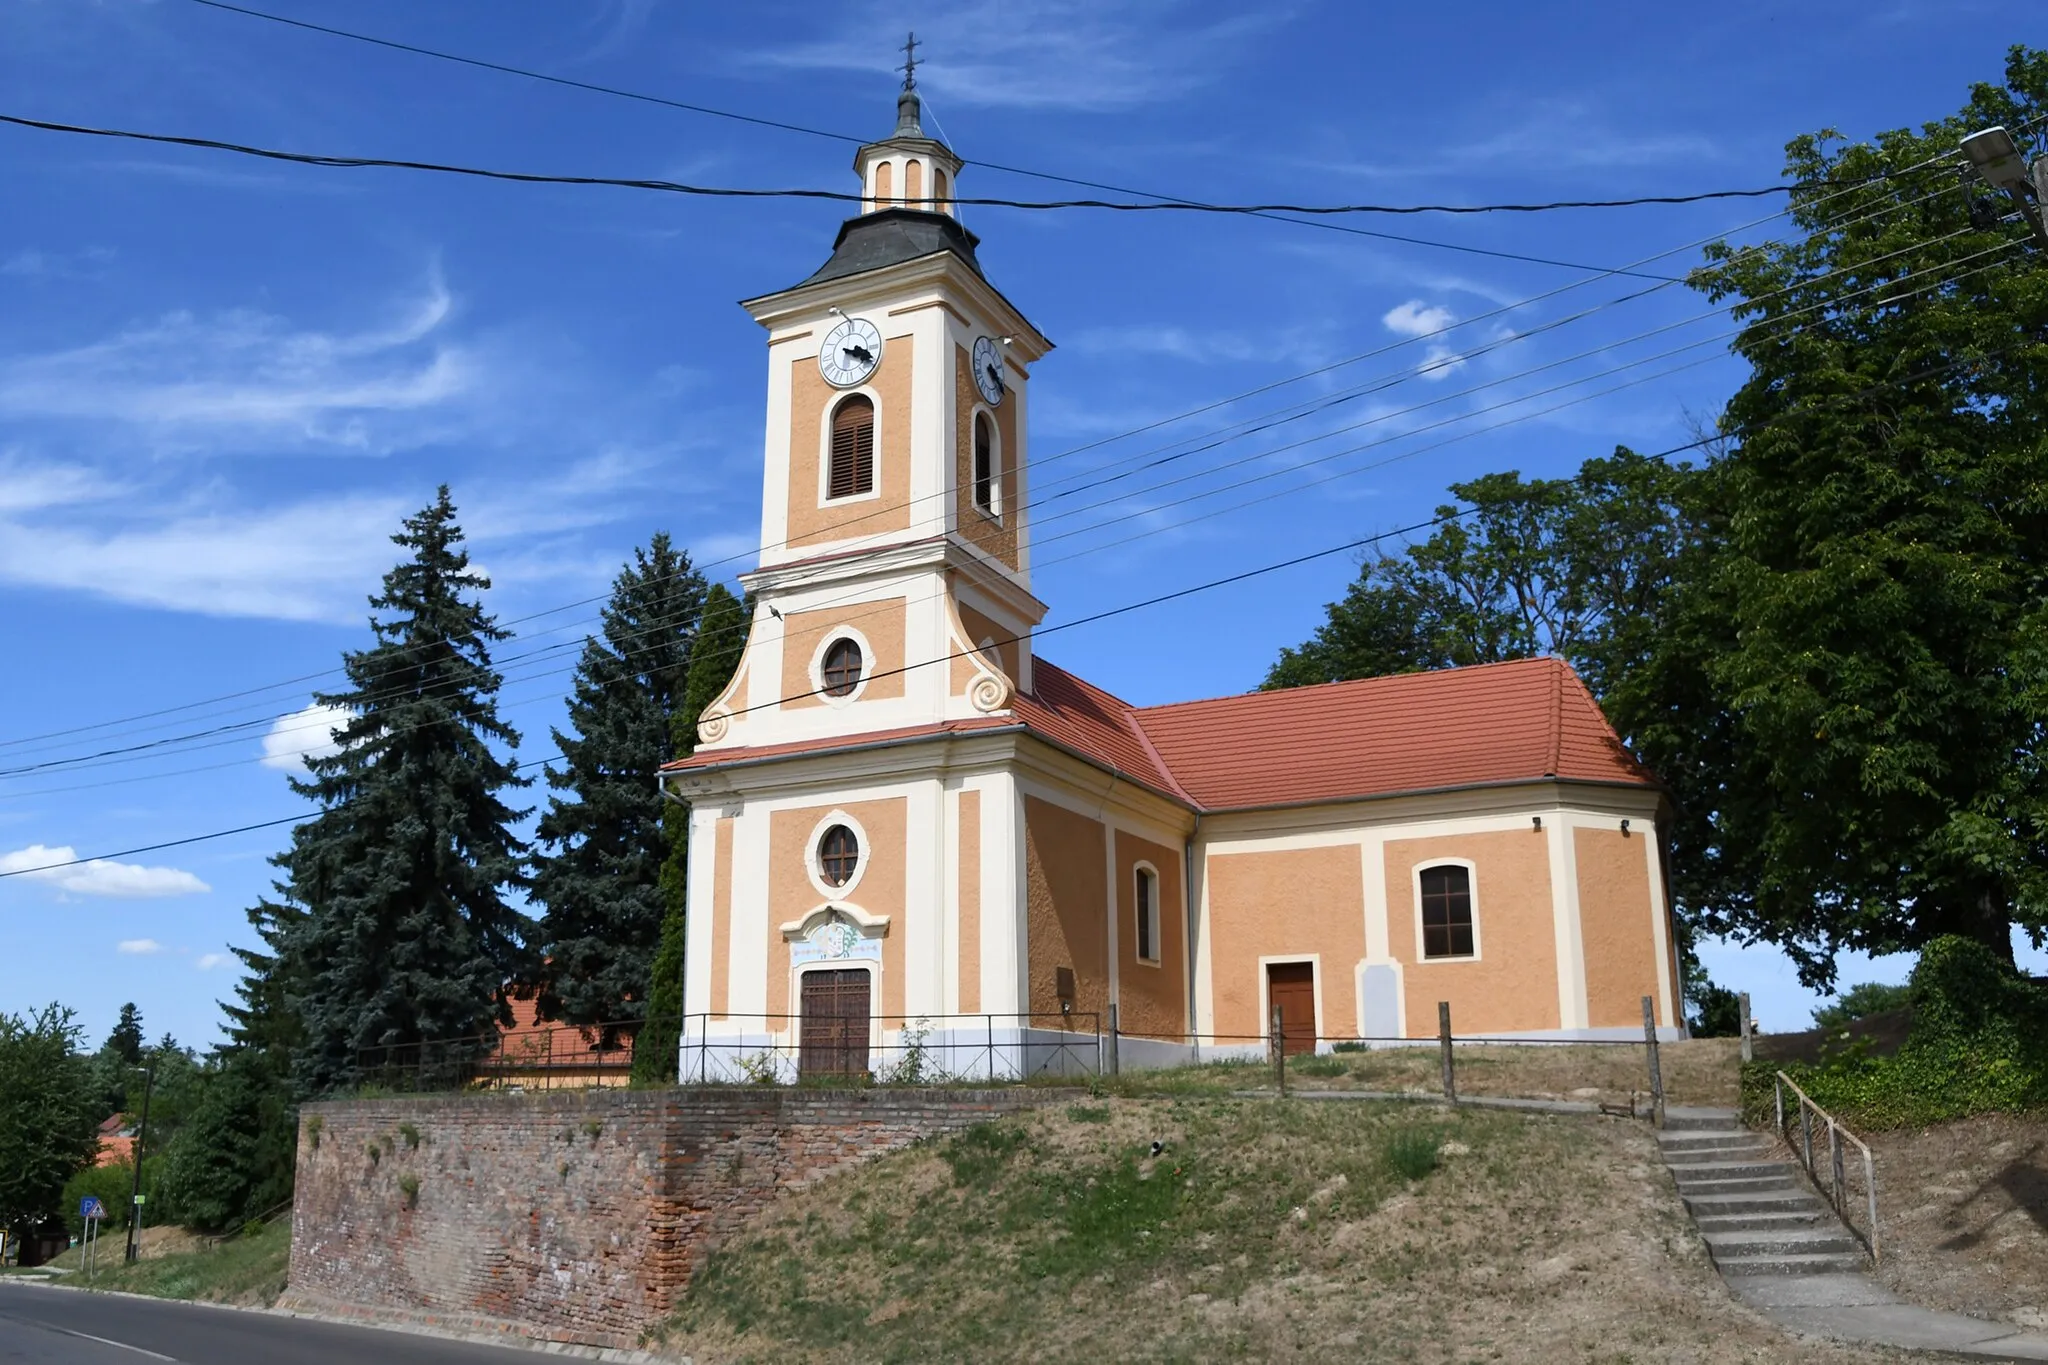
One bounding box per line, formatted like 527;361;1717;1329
1129;654;1562;717
1544;655;1564;778
1126;708;1200;807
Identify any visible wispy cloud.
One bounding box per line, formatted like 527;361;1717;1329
0;274;468;457
1;844;209;898
1;247;114;280
259;702;353;772
117;938;166;955
753;1;1280;112
0;455;120;513
196;952;229;971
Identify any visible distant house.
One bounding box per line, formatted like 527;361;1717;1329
478;984;636;1090
94;1114;134;1168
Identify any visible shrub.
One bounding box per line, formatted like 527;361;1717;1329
1763;936;2048;1129
398;1173;420;1209
398;1122;421;1150
1382;1128;1440;1181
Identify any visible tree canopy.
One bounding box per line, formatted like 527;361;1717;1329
278;486;533;1094
0;1005;101;1240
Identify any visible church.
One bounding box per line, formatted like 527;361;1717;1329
660;71;1683;1082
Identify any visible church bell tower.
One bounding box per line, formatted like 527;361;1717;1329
692;43;1054;753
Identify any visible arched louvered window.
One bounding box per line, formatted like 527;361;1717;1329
828;395;875;500
972;412;997;516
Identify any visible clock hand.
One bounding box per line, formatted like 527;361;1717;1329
984;363;1004;394
845;344;875;365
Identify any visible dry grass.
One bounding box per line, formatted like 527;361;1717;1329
655;1095;1903;1363
1869;1114;2048;1328
1106;1037;1742;1109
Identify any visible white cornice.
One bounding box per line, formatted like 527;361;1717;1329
742;535;1048;623
742;251;1052;360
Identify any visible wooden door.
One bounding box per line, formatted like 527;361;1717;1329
800;969;871;1077
1266;962;1317;1055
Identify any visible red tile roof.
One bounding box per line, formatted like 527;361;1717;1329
1128;655;1652;811
664;654;1651;813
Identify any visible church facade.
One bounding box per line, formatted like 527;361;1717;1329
661;80;1683;1081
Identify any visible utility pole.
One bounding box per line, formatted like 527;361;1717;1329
124;1055;155;1265
1962;126;2048;250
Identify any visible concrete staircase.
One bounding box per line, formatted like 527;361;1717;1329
1659;1107;1866;1277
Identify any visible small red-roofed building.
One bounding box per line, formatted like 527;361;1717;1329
659;82;1680;1082
95;1114;134;1168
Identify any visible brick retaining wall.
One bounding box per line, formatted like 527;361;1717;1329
282;1086;1058;1350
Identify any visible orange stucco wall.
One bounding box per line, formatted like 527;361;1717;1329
1387;830;1559;1036
765;798;907;1022
787;346;914;549
708;817;734;1018
1114;830;1185;1040
777;599;907;711
952;344;1020;569
958;788;982;1014
1206;844;1364;1043
1024;796;1108;1023
1576;826;1663;1029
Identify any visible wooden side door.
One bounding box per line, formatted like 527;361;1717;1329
800;968;871;1077
1266;962;1317;1055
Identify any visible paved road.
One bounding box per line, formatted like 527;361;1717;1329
0;1283;569;1364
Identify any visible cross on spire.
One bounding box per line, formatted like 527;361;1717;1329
901;31;920;91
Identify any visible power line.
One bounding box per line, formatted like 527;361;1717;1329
1;337;2009;879
0;112;1836;218
0;188;1992;779
0;152;1971;760
2;237;2014;797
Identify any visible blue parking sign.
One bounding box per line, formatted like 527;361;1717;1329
78;1196;105;1220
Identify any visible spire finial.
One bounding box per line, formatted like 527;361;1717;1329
893;32;925;137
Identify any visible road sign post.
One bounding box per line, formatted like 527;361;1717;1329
79;1195;106;1279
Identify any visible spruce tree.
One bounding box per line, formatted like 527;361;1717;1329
531;534;706;1028
105;1004;145;1068
279;487;532;1095
633;582;748;1085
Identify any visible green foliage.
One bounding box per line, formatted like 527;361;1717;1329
278;487;535;1095
1064;1104;1111;1123
398;1172;420;1208
1265;448;1693;697
0;1004;102;1242
398;1122;421;1149
1382;1128;1441;1180
1812;982;1913;1031
1769;936;2048;1127
152;1051;296;1233
532;534;708;1028
635;581;749;1088
105;1005;145;1069
60;1162;134;1239
1654;48;2048;984
1684;956;1744;1038
940;1123;1031;1184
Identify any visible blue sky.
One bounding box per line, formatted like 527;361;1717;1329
0;0;2034;1049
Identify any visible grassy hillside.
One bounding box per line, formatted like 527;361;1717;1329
1111;1038;1742;1109
657;1097;1901;1363
43;1221;289;1307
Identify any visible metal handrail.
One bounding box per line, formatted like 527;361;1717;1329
1773;1069;1879;1264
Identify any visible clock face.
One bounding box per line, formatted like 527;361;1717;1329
819;317;883;388
972;335;1006;406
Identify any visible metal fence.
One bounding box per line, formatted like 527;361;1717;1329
1773;1069;1880;1263
350;995;1682;1106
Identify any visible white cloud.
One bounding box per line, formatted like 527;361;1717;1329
1;247;113;280
196;952;229;971
1;844;210;898
260;702;354;772
0;276;467;457
116;938;165;956
1381;302;1466;381
754;1;1281;112
0;455;119;514
1380;301;1457;339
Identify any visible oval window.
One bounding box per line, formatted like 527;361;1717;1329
818;824;860;886
821;637;864;697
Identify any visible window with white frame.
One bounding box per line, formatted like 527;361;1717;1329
1418;864;1475;959
1135;865;1160;964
